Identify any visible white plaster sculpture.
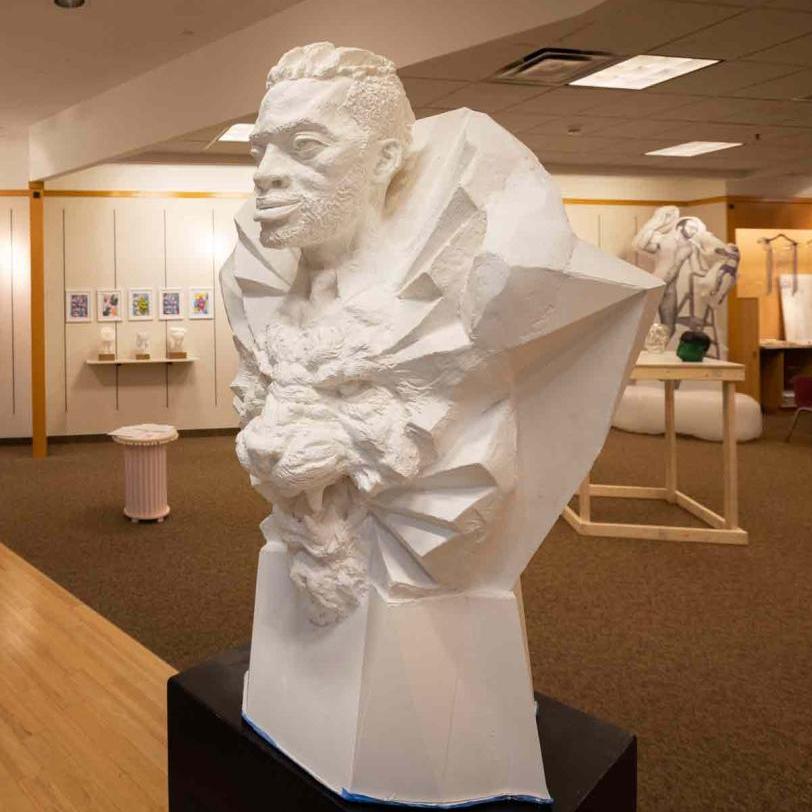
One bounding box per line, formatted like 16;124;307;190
633;206;740;358
99;326;116;357
168;326;187;354
220;42;662;808
644;322;670;354
135;331;150;357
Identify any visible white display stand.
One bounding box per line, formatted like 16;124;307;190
110;424;178;523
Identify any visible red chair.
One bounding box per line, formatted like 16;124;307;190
786;376;812;442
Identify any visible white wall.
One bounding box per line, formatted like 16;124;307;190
0;195;31;438
0;133;29;189
0;162;734;439
44;195;245;436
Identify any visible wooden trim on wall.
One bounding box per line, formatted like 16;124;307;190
35;190;734;206
43;190;251;199
562;195;728;207
29;181;47;458
0;190;29;197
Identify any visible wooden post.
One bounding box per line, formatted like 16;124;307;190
664;379;677;502
29;181;47;458
723;381;738;529
578;475;591;522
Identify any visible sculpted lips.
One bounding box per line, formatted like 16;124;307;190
254;197;302;221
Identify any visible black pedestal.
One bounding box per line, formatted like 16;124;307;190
167;647;636;812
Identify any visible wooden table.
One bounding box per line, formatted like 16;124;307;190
759;340;812;412
562;351;748;545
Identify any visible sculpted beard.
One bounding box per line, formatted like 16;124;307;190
258;154;373;249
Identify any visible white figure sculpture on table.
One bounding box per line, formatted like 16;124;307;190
168;327;186;354
633;205;739;358
135;331;150;357
220;42;661;807
99;326;116;356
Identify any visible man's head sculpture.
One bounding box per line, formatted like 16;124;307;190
221;42;661;807
251;43;414;250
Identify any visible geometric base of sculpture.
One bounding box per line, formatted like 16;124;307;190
243;543;549;806
168;646;637;812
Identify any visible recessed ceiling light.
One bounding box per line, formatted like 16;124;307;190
218;123;254;143
570;55;718;90
54;0;85;8
645;141;743;157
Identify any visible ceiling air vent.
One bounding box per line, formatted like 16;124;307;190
491;47;615;86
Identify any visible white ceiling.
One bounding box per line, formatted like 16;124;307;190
144;0;812;181
0;0;301;133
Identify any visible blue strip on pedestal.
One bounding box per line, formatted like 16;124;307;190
242;710;552;809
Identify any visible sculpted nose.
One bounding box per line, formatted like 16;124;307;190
254;151;291;193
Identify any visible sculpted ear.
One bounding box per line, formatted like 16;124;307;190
372;139;403;184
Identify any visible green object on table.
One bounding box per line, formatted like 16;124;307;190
676;330;711;362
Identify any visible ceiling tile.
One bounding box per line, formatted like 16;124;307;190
487;111;563;134
523;116;620;136
428;82;546;113
551;0;741;55
506;87;621;115
733;68;812;99
763;0;812;10
398;39;532;82
400;78;470;108
668;0;765;8
656;9;812;60
592;118;683;138
579;91;700;118
657;121;802;144
520;133;677;156
652;59;799;95
656;95;807;124
748;32;812;65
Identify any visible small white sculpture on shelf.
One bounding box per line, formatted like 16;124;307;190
168;326;187;358
220;42;661;807
644;322;670;354
633;205;740;357
99;326;116;360
135;331;150;360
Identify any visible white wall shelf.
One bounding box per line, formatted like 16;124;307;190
86;357;198;366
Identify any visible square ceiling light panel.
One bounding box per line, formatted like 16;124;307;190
570;55;718;90
218;123;254;142
645;141;743;157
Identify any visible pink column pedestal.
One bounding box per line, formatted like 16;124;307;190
110;424;179;523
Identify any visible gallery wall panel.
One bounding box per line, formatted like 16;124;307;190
0;197;31;438
44;196;244;436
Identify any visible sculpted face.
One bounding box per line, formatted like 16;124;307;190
250;77;380;249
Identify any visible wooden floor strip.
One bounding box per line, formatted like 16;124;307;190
0;543;176;811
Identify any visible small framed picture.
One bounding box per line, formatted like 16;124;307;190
189;288;214;320
159;288;184;321
65;290;92;323
128;288;154;321
97;288;123;322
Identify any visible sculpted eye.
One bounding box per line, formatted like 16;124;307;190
292;134;327;158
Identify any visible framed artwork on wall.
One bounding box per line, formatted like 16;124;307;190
97;289;123;322
128;288;154;321
65;290;92;323
189;288;214;320
159;288;184;320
